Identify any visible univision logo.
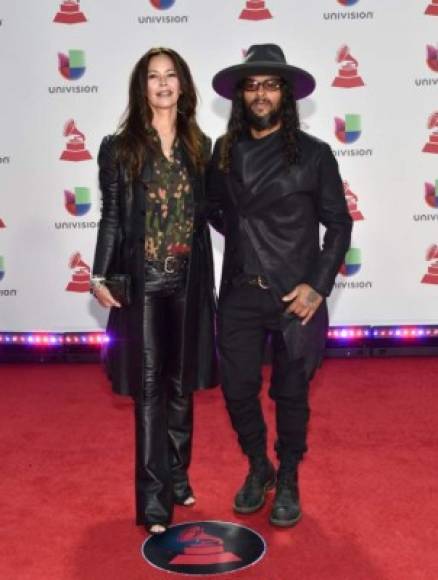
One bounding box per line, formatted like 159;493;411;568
0;218;5;228
414;45;438;87
0;255;18;296
58;49;86;80
54;187;98;229
333;115;372;157
150;0;176;8
340;247;361;276
427;44;438;72
412;180;438;222
49;50;98;94
0;256;17;294
425;180;438;208
323;0;373;20
138;0;188;23
335;247;372;289
64;187;91;216
335;114;361;143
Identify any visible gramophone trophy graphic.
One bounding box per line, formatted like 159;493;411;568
422;112;438;154
332;46;364;88
169;525;241;566
343;181;364;221
239;1;272;20
66;252;90;292
60;120;92;162
53;0;87;24
425;0;438;15
421;244;438;284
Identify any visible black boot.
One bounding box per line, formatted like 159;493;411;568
233;456;276;514
269;467;302;527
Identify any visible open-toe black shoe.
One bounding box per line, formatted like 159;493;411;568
147;523;168;535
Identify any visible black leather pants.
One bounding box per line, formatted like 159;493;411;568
135;263;193;526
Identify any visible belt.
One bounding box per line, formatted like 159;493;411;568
232;272;270;290
145;255;188;274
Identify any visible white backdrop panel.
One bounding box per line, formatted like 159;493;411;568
0;0;437;331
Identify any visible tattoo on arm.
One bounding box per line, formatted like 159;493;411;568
306;290;320;306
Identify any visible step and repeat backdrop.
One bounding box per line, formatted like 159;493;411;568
0;0;437;331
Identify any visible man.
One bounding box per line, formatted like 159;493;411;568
207;44;352;527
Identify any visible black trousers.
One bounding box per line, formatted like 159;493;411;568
134;263;193;526
218;283;310;466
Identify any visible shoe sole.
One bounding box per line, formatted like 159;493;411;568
233;479;276;514
269;511;302;528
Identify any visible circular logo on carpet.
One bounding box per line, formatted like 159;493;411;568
141;520;266;575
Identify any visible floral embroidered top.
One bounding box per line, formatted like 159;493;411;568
145;139;194;261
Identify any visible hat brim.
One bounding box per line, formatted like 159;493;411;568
212;62;315;100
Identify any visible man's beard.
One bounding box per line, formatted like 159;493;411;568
244;100;282;131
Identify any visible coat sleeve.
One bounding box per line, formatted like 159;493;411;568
306;143;353;297
205;138;226;235
92;135;121;277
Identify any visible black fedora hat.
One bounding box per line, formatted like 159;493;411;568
212;44;315;100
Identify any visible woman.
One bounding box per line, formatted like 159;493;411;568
91;48;218;534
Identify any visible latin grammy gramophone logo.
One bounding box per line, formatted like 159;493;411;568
344;181;364;221
239;1;272;20
142;521;266;575
425;0;438;16
426;44;438;72
421;244;438;284
60;120;92;162
332;45;364;88
422;112;438;154
66;252;90;292
53;0;87;24
169;526;241;566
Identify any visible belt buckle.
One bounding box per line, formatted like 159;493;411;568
164;256;176;274
257;275;269;290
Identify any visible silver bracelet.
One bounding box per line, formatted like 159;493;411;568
90;276;106;290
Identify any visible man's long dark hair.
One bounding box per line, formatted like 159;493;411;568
115;47;205;178
219;81;300;172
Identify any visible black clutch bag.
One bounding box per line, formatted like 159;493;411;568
105;274;132;307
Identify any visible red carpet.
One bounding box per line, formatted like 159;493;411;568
1;358;437;579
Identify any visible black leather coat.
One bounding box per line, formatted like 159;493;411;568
207;130;352;377
93;135;218;396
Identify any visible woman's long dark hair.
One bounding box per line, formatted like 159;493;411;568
116;47;205;178
219;81;300;172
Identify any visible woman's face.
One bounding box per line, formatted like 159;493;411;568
146;54;181;113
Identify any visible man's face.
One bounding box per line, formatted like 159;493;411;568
242;75;283;122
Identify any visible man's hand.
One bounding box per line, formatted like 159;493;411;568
282;284;323;325
92;284;121;309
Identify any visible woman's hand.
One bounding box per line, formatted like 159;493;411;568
92;284;121;309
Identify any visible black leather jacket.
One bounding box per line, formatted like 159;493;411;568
207;129;352;375
93;135;218;395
